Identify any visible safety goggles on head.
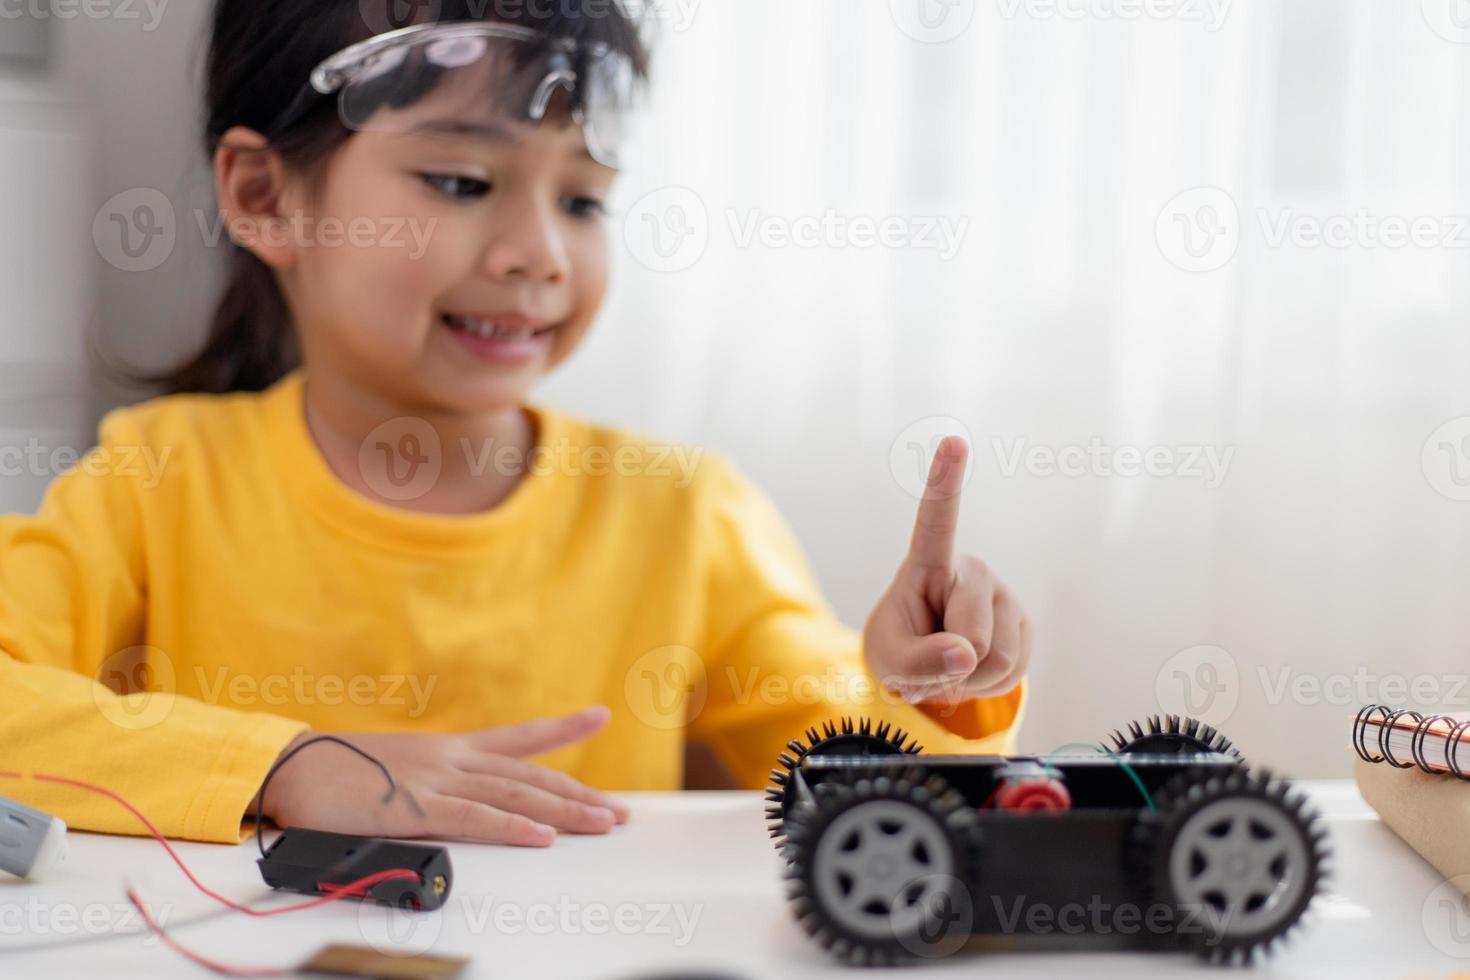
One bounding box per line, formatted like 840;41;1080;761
269;21;639;168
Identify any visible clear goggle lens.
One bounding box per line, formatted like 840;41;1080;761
313;23;638;167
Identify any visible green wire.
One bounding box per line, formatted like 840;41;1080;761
1042;742;1156;812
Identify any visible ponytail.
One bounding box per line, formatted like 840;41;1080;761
151;246;298;395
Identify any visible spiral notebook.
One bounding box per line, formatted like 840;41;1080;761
1354;704;1470;895
1352;704;1470;776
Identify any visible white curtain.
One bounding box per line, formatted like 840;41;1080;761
541;0;1470;776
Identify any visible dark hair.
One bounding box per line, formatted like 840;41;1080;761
157;0;651;395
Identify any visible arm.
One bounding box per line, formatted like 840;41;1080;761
0;410;633;845
685;452;1026;789
0;410;307;842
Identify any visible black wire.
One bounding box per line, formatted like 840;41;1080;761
251;735;418;858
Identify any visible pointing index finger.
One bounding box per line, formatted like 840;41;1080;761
907;435;968;571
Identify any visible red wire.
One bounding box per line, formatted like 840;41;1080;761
16;772;418;917
3;771;430;977
118;874;424;977
125;887;290;978
4;772;427;973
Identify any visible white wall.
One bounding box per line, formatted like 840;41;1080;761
0;0;217;511
0;16;94;512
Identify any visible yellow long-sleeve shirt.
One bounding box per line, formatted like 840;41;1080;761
0;371;1023;843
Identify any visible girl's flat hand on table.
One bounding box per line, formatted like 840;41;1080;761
256;705;629;846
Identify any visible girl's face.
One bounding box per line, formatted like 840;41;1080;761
281;95;616;416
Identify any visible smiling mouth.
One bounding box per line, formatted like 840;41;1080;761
440;312;557;340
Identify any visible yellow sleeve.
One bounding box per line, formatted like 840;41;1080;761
686;455;1025;788
0;410;306;843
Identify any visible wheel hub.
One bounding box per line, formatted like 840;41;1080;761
1167;796;1310;937
812;799;955;941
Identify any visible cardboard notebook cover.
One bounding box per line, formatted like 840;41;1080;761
1355;755;1470;893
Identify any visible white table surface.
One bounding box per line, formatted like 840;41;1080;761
0;782;1465;978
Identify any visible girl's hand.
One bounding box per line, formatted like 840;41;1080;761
863;437;1032;705
256;705;630;847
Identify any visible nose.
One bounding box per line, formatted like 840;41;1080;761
480;195;571;284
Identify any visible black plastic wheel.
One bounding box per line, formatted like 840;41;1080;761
783;770;980;965
1106;714;1243;761
1133;767;1329;964
766;717;921;852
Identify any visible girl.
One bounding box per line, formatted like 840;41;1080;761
0;0;1029;846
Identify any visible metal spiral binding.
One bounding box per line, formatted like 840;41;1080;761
1354;703;1470;780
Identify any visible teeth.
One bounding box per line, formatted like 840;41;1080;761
446;315;531;339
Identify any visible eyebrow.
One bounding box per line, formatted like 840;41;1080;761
407;118;520;143
404;118;604;165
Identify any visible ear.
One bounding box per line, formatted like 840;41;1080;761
213;126;302;271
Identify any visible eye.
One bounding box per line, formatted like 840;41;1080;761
562;195;607;221
420;173;491;201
